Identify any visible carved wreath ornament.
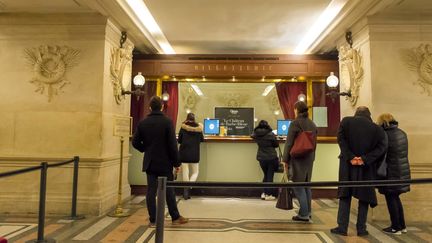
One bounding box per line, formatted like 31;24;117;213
339;45;364;106
24;45;80;102
110;45;133;104
401;44;432;96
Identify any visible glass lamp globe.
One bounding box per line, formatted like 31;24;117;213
298;93;306;102
326;72;339;88
162;92;170;101
133;72;145;87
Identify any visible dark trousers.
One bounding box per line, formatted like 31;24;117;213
259;159;278;196
337;197;369;232
384;193;406;230
146;172;180;223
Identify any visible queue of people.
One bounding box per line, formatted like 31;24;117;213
132;96;411;236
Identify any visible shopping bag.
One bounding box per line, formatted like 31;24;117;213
276;174;293;210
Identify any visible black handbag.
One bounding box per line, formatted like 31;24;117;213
276;174;293;210
275;146;284;173
376;154;387;179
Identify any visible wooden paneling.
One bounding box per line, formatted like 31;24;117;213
133;54;338;79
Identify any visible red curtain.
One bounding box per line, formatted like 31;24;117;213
162;82;179;129
276;82;307;119
312;82;340;136
130;81;157;133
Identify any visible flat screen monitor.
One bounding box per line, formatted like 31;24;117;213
204;119;220;135
277;120;292;136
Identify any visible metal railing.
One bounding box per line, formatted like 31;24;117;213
154;177;432;243
0;156;81;243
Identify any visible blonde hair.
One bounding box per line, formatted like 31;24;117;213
377;113;395;127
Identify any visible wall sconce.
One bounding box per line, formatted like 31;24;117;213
162;91;170;101
122;72;146;100
325;72;351;100
297;93;306;102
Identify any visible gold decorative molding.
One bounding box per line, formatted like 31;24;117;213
24;45;80;102
218;92;249;107
110;45;133;104
183;87;198;113
339;45;364;106
400;44;432;96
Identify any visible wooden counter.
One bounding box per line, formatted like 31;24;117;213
203;135;337;143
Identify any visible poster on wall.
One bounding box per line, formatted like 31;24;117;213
312;107;328;127
215;107;254;136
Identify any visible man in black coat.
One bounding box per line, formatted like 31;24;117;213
132;96;188;225
331;106;387;237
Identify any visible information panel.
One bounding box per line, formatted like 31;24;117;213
215;107;254;136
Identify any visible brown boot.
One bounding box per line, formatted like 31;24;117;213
172;216;189;225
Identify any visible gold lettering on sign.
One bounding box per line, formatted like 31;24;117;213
208;65;211;71
216;65;219;71
269;65;272;71
240;66;243;71
194;65;199;71
254;66;258;71
192;64;274;72
224;65;227;71
232;65;235;71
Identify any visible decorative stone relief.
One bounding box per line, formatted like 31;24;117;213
339;45;364;106
217;92;249;107
24;45;80;102
183;87;199;112
110;45;133;104
267;93;280;114
400;44;432;96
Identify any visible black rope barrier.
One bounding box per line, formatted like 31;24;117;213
0;156;81;243
0;165;43;179
167;178;432;189
46;158;75;168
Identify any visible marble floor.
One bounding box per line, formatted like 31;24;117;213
1;196;432;242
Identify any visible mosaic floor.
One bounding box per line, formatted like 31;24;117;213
1;196;432;242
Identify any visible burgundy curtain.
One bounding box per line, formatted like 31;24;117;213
162;82;179;129
276;82;307;119
312;82;340;136
130;81;157;133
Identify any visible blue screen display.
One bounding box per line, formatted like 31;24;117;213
277;120;292;136
204;119;220;135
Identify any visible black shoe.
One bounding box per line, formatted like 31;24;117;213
330;227;347;236
292;215;309;222
357;230;369;236
382;227;402;235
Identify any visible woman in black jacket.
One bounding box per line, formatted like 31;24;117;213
178;113;204;199
377;113;411;235
251;120;279;200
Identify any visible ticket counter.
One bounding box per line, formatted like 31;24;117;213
128;136;339;187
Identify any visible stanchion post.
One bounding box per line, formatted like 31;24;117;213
108;137;129;217
27;162;55;243
155;177;167;243
66;156;84;220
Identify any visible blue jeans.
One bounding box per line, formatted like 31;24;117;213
293;187;311;218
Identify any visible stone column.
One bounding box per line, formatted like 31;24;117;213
0;13;132;215
337;16;432;222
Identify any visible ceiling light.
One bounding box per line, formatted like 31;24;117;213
261;76;266;82
185;78;194;82
123;0;175;54
191;84;203;96
202;76;206;81
273;79;282;82
262;85;275;96
172;76;177;81
232;76;236;82
298;93;306;102
293;0;347;54
326;72;339;88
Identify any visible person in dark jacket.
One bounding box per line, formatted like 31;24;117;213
377;113;410;235
178;113;204;199
251;120;279;200
132;96;188;225
331;106;387;237
282;101;317;222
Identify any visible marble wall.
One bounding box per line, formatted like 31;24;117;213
0;14;132;216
